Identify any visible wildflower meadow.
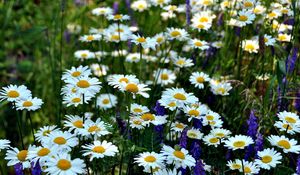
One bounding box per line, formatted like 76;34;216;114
0;0;300;174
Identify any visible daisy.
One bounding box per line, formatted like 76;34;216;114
277;111;300;124
224;135;254;150
159;98;178;111
171;122;187;133
277;33;291;42
79;34;101;42
44;153;86;175
153;33;166;45
161;145;196;169
210;81;232;96
130;117;145;130
82;140;118;161
5;147;31;169
191;12;214;31
90;64;109;77
130;34;157;49
241;0;257;9
172;57;194;68
35;125;59;143
64;115;84;134
139;113;168;126
210;128;232;139
207;118;223;128
15;97;43;111
237;10;256;26
44;131;79;152
91;7;113;16
203;134;221;147
202;110;221;126
151;0;171;7
188;39;209;50
80;119;111;139
119;82;151;98
107;14;130;21
62;66;91;81
253;5;266;14
161;88;198;108
227;159;242;170
27;145;54;166
239;160;260;175
130;103;150;115
62;93;92;107
0;139;10;151
134;152;165;170
264;34;276;46
274;121;300;135
268;135;300;153
65;76;101;96
126;53;141;63
153;69;176;86
183;104;208;121
166;28;189;41
255;148;282;170
186;128;203;140
131;0;149;12
154;168;181;175
74;50;95;61
0;85;31;102
107;74;139;89
242;39;259;53
96;93;118;110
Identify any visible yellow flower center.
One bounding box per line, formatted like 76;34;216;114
43;130;51;136
244;1;253;7
168;102;176;107
72;120;83;128
71;88;77;93
114;14;122;20
137;37;146;43
37;148;50;157
282;124;292;130
81;53;88;58
232;163;241;169
194;41;203;47
217;88;225;94
111;35;120;41
244;167;251;173
268;12;277;18
17;150;28;162
173;93;186;100
196;77;205;83
133;120;142;125
209;137;219;143
125;83;139;93
176;59;185;65
54;137;67;145
188;109;200;116
233;141;246;148
7;90;20;98
199;17;208;23
57;159;71;170
239;15;248;21
133;108;143;113
173;150;185;159
102;99;110;104
23;101;33;107
141;113;155;121
156;37;163;43
245;44;255;51
88;125;101;132
92;146;106;153
261;155;272;163
144;155;156;162
87;35;94;41
175;123;184;129
170;31;181;37
71;71;81;77
206;115;214;120
160;73;169;80
77;80;90;88
277;140;291;149
72;97;81;103
119;77;129;83
188;132;198;138
197;24;205;29
216;133;225;138
285;116;296;123
264;37;269;43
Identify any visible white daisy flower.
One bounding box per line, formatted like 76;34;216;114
134;152;165;170
0;85;31;102
15;97;43;111
126;53;141;63
44;131;79;152
44;153;86;175
277;111;300;124
172;57;194;68
151;0;171;7
277;33;291;42
91;7;113;16
74;50;95;61
161;88;198;108
158;99;178;111
184;104;208;122
237;10;256;26
119;82;151;98
139;113;168;126
227;159;242;170
203;134;221;147
161;145;196;169
187;128;203;140
267;135;300;153
130;34;157;49
242;39;259;53
107;74;139;89
239;160;260;175
153;69;176;86
188;39;210;50
62;93;92;107
224;135;254;150
210;128;232;139
79;34;101;42
107;14;130;21
82;140;119;161
131;0;149;12
202;110;221;126
62;66;91;81
255;148;282;170
5;146;31;169
65;76;101;97
130;117;145;130
210;81;232;96
154;168;181;175
90;64;109;77
153;33;166;45
64;115;84;134
96;93;118;110
0;139;10;151
189;72;210;89
27;145;55;166
171;122;187;133
274;121;300;135
80;119;111;139
35;125;59;143
130;103;150;115
166;28;189;41
264;34;276;46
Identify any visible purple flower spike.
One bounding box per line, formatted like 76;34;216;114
113;2;119;14
14;163;24;175
31;161;42;175
190;141;201;160
186;0;191;27
180;129;188;148
154;101;166;115
194;160;206;175
286;47;298;73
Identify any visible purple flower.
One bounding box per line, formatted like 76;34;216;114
247;110;258;139
116;114;127;135
286;47;298;73
294;91;300;113
31;161;42;175
193;118;202;129
226;149;232;161
154;101;166;115
180;167;187;175
254;132;264;158
186;0;191;26
194;160;206;175
154;125;164;143
297;155;300;174
113;2;119;14
217;13;223;26
14;163;24;175
180;128;188;148
234;27;241;36
190;141;201;160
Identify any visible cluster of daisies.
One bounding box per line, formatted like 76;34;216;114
0;84;43;111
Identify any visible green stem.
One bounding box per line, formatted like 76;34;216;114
27;111;36;143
